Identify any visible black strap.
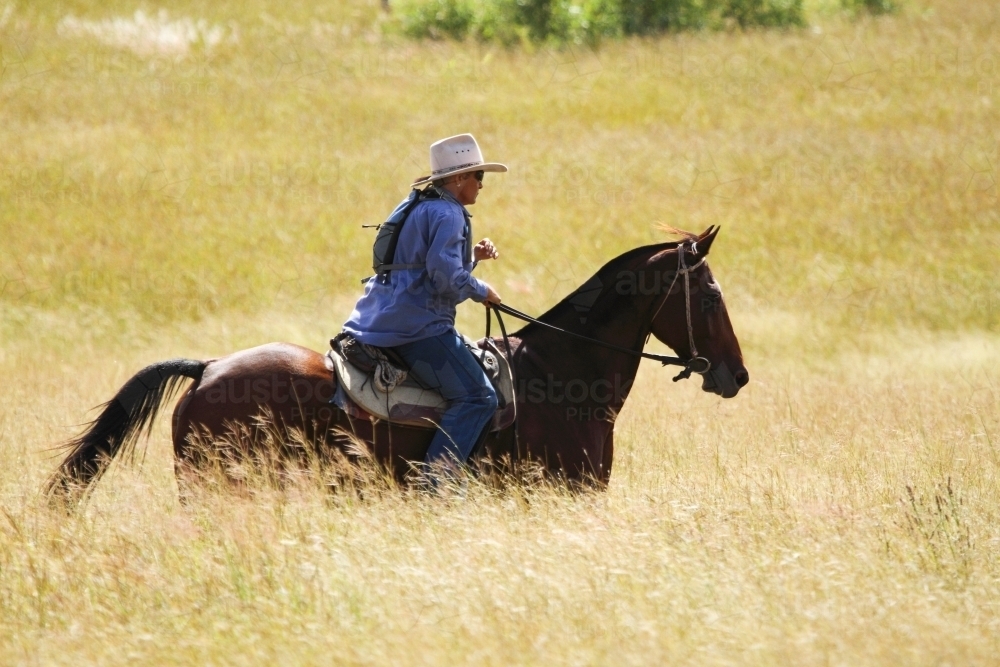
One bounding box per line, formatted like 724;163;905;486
490;302;709;378
485;305;516;406
493;307;512;363
377;263;423;272
373;187;439;284
485;305;513;365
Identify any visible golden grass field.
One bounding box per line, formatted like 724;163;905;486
2;0;999;664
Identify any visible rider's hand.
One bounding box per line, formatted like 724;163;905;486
474;238;499;261
483;283;502;305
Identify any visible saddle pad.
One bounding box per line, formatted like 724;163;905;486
325;338;516;431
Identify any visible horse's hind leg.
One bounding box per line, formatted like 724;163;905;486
170;378;264;500
170;381;245;500
172;385;210;503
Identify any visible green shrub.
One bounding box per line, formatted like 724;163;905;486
721;0;805;28
617;0;717;34
398;0;623;45
396;0;809;43
514;0;558;41
398;0;476;40
840;0;896;15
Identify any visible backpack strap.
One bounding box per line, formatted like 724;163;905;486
376;263;423;272
373;186;440;283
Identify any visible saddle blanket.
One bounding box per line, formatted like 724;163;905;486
325;335;516;432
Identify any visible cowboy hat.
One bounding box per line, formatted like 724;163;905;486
412;133;507;187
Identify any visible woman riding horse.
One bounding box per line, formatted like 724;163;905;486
341;134;506;479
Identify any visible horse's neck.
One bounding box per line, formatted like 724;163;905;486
547;255;661;347
517;258;662;407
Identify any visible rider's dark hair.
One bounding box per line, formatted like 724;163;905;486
413;174;463;188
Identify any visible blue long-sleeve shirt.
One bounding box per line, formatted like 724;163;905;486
343;187;489;347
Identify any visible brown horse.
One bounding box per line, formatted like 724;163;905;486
47;226;747;499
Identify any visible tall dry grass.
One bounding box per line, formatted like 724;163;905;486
2;0;999;664
2;329;998;664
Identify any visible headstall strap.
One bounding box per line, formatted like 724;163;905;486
681;243;698;359
647;240;709;381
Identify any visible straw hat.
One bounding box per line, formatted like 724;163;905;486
412;134;507;187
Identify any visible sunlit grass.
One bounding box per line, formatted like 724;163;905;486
2;0;999;664
3;0;997;338
2;325;999;664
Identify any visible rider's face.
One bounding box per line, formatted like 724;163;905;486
446;171;484;206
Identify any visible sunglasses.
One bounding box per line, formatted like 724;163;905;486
474;170;485;182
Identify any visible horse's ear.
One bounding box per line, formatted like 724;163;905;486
697;226;721;255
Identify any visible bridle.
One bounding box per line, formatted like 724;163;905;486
486;240;712;383
648;240;708;379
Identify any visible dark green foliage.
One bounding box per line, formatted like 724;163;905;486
399;0;476;40
617;0;715;34
514;0;558;41
397;0;810;43
721;0;805;28
841;0;896;15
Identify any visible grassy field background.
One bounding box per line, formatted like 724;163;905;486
2;0;999;664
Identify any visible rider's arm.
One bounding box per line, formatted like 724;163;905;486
424;204;489;303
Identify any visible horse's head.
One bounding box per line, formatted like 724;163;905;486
647;226;748;398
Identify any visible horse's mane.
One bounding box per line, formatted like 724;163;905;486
656;224;698;242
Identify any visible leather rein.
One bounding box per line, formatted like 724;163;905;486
485;241;712;384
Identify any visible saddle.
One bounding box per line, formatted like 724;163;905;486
325;333;516;431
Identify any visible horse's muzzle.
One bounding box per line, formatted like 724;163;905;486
701;361;748;398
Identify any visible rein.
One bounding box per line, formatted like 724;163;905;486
484;242;711;383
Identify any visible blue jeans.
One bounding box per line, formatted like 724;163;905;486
394;331;498;468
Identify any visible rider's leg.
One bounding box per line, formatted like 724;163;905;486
394;331;498;472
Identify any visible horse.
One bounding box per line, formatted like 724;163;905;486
47;226;748;500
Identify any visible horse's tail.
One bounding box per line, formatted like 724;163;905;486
46;358;206;503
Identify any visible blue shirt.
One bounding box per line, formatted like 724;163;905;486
343;187;489;347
